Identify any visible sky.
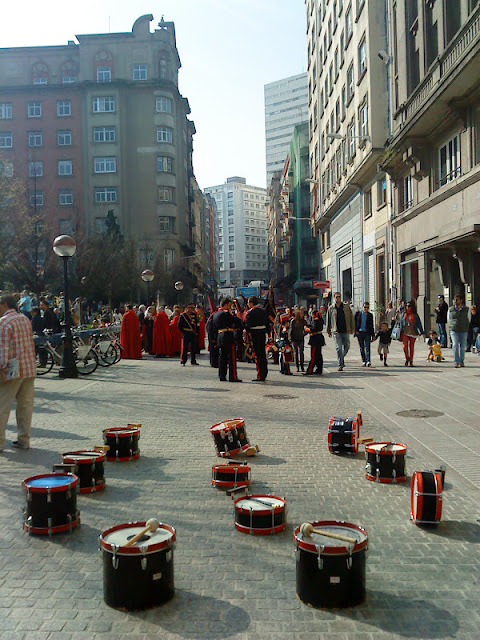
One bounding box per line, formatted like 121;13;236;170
0;0;307;190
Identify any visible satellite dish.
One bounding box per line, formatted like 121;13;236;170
174;281;184;291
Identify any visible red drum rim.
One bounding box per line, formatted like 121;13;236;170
103;427;140;437
62;450;105;464
235;522;286;535
79;482;106;494
100;521;176;555
213;480;250;488
365;441;407;455
24;516;80;535
366;473;407;483
234;494;286;515
293;520;368;554
23;473;79;493
212;464;251;474
411;471;443;523
210;418;244;434
106;451;140;462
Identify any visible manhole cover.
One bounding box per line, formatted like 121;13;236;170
396;409;444;418
264;394;297;400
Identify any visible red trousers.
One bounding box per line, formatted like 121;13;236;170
402;335;416;362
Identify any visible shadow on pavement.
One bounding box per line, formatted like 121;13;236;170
424;520;480;543
247;454;286;466
29;426;90;440
129;589;251;637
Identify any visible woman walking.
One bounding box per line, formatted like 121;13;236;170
399;300;424;366
289;309;307;372
448;293;469;367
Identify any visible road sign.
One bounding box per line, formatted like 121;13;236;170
313;280;330;289
236;286;259;297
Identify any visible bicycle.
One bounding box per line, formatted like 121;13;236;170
90;332;118;367
36;332;99;375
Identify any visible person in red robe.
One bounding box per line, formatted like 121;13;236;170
152;306;172;357
196;305;206;352
170;305;182;356
120;304;142;359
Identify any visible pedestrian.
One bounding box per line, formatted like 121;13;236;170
277;318;293;375
152;306;172;358
112;308;123;323
0;294;37;451
326;292;354;371
196;305;206;352
39;298;61;333
170;306;182;357
304;311;324;375
178;303;199;366
30;307;44;336
373;321;392;366
137;305;145;333
205;309;219;368
289;309;307;372
435;294;449;348
120;304;142;359
448;293;469;368
385;301;395;328
398;300;424;366
354;301;375;367
466;305;479;352
244;296;270;382
143;306;155;354
17;290;32;319
212;298;241;382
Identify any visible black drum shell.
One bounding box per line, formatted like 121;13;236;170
212;465;250;488
62;456;105;492
365;450;406;482
102;547;174;610
328;417;357;454
211;424;249;455
103;431;140;461
296;547;366;608
235;508;285;532
25;487;78;532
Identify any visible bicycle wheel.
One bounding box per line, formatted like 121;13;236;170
76;348;99;375
99;343;118;367
114;342;123;363
36;347;54;375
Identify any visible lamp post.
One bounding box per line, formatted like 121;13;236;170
53;234;78;379
141;269;154;305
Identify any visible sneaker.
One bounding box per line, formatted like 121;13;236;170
460;363;465;368
338;366;343;371
362;362;367;367
379;353;383;361
12;441;29;449
454;363;459;368
384;361;388;367
367;362;371;367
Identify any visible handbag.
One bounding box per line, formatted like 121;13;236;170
391;323;402;341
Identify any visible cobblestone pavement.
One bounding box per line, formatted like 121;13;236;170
0;339;479;640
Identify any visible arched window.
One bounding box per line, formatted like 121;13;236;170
31;62;49;85
60;60;78;84
94;50;114;83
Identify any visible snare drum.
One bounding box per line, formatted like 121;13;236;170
103;426;140;461
100;521;176;610
212;463;251;489
294;520;368;608
365;442;407;483
23;473;80;535
328;416;360;454
62;450;106;493
209;418;250;457
411;471;443;525
234;494;286;535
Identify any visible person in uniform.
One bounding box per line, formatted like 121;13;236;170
178;303;199;366
205;310;219;368
212;298;242;382
244;296;270;382
305;311;325;375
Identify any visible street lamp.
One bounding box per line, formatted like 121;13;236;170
326;132;371;143
141;269;154;304
53;234;78;379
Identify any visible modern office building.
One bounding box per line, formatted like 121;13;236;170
0;14;203;286
205;177;268;288
264;73;309;187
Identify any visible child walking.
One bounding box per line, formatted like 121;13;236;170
373;321;392;366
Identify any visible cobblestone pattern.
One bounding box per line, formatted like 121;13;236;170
0;341;479;639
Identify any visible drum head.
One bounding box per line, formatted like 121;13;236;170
63;451;105;463
210;418;244;434
235;495;285;513
294;520;367;554
23;473;78;492
366;442;406;455
104;427;139;437
101;522;175;554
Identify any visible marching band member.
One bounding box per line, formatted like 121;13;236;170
212;298;242;382
244;296;270;382
178;303;199;366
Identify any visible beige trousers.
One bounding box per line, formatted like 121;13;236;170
0;377;35;450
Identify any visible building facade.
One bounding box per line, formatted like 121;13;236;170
205;177;268;288
264;73;309;186
0;15;204;288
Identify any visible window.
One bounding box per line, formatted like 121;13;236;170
347;63;354;101
357;0;365;18
163;248;174;271
364;189;372;219
348;120;356;158
158;216;175;232
93;97;115;113
28;102;41;118
29;161;43;177
95;187;117;203
0;132;12;148
33;77;47;85
94;157;116;173
57;100;71;117
359;102;368;138
94;127;115;142
378;178;387;207
358;37;367;77
157;156;174;173
57;130;72;146
404;175;413;209
439;134;461;186
156;97;172;113
132;63;147;80
96;66;111;83
157;127;173;143
341;85;346;119
58;160;72;176
63;76;77;84
335;99;341;131
59;189;73;205
0;103;12;119
30;191;44;207
329;63;334;94
345;4;353;42
28;131;42;147
340;31;345;66
60;219;74;235
158;186;175;202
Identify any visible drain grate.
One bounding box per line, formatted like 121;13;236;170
396;409;444;418
264;394;297;400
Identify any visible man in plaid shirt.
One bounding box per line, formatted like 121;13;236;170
0;294;36;451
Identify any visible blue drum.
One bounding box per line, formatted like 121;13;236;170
23;473;80;535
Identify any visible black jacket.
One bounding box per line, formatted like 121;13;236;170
435;301;448;323
354;310;375;337
307;317;325;346
244;306;269;333
212;310;237;346
43;307;61;333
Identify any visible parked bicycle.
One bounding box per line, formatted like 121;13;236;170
35;332;98;375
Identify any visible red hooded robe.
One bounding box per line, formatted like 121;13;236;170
120;310;142;359
152;310;172;356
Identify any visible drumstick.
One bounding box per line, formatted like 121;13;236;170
357;410;363;426
127;423;142;428
123;518;159;547
246;497;278;508
94;445;110;452
300;522;357;545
